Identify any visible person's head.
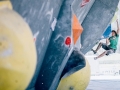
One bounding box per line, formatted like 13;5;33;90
111;30;117;36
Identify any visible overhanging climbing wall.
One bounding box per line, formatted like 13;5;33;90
81;0;119;54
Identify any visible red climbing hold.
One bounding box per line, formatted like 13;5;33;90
65;37;71;46
81;0;90;7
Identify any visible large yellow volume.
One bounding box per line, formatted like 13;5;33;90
0;8;37;90
57;59;90;90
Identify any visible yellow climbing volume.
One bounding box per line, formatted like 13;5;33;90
0;8;37;90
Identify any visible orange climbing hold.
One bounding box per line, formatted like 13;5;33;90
72;14;83;45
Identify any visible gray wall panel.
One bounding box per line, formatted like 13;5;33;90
10;0;64;89
81;0;119;54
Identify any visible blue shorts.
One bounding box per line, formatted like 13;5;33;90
102;43;116;55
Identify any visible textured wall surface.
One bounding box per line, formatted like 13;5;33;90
35;0;73;89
